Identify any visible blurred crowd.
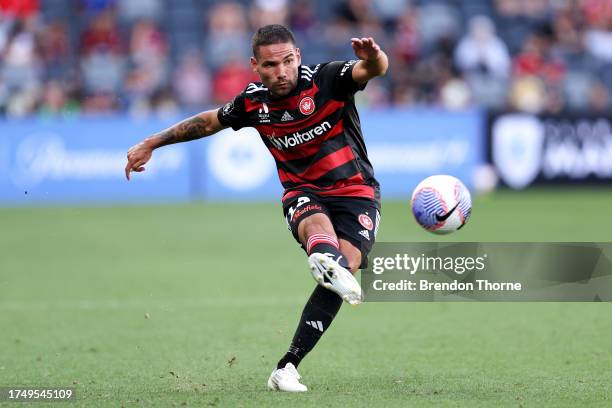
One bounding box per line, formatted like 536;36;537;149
1;0;612;118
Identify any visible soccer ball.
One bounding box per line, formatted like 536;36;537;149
411;175;472;234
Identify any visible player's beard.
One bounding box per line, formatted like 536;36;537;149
270;77;297;98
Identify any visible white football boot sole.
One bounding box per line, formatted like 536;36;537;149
267;363;307;392
308;253;363;305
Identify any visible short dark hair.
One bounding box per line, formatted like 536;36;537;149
251;24;296;58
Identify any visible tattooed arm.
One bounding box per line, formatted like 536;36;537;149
125;109;225;180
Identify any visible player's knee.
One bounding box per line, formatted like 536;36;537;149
299;213;335;242
347;258;361;273
339;238;362;273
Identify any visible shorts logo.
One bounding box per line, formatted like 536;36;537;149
287;196;321;223
299;97;315;115
359;230;370;240
289;204;322;223
358;214;373;231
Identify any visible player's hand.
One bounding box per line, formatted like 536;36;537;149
351;37;382;62
125;141;153;181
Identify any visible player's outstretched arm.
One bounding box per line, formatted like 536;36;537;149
125;108;225;180
350;37;389;83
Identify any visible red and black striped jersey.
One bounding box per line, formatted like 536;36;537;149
217;60;380;204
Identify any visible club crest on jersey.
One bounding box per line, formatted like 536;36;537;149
299;97;315;115
358;214;373;231
258;103;270;123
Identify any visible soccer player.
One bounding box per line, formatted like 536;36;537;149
125;24;388;392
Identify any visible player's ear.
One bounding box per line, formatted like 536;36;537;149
295;47;301;65
250;56;258;72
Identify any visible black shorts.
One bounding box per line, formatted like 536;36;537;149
282;193;381;269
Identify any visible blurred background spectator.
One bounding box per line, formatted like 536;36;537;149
454;15;510;108
2;0;612;118
172;49;211;112
204;2;250;71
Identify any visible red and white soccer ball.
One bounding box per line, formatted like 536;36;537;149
411;175;472;234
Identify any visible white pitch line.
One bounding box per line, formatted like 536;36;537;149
0;296;304;311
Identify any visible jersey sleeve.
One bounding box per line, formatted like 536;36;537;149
315;60;367;100
217;92;249;131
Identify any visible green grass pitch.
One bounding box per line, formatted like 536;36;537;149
0;188;611;407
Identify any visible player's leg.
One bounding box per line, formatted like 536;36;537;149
338;238;363;273
282;194;360;291
269;272;342;392
268;195;358;392
299;210;363;304
330;197;381;272
298;212;349;269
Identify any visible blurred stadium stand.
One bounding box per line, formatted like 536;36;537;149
1;0;612;118
2;0;612;205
